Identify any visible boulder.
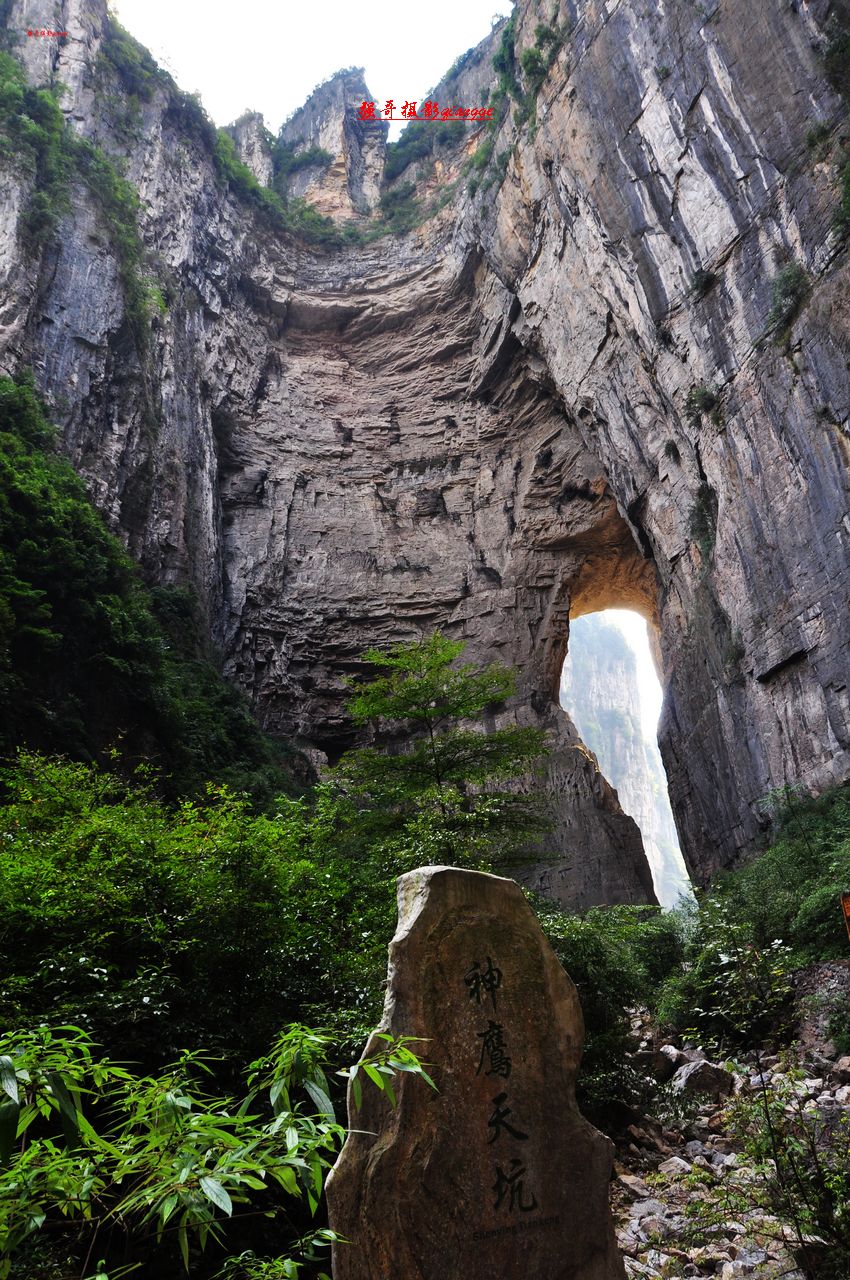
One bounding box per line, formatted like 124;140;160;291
671;1060;735;1099
831;1055;850;1084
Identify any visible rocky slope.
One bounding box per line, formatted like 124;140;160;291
613;997;850;1279
561;613;691;907
1;0;849;905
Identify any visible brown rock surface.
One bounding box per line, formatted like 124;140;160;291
1;0;849;902
325;865;625;1280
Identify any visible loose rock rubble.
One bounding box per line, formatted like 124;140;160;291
611;1031;850;1279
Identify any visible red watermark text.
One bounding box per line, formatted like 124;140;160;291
360;100;493;122
27;29;68;37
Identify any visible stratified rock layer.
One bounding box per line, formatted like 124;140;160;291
1;0;849;899
326;866;625;1280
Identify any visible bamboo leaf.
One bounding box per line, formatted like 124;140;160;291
0;1057;18;1105
0;1099;19;1165
304;1080;335;1121
199;1176;233;1216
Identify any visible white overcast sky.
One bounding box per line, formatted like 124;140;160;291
112;0;515;139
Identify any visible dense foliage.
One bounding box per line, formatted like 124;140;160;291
656;783;850;1052
534;901;683;1119
0;1023;431;1279
0;624;547;1275
0;375;304;805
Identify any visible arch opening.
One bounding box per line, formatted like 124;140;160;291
560;608;692;908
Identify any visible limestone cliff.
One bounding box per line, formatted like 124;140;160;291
1;0;849;906
561;614;691;907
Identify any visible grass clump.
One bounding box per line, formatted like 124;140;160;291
689;481;718;562
768;261;809;333
691;267;717;299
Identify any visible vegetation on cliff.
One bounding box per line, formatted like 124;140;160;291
0;375;304;807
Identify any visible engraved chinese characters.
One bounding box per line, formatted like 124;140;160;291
466;958;537;1213
326;867;625;1280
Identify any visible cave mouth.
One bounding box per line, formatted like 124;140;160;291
560;608;692;908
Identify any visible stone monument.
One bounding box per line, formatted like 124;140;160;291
326;866;626;1279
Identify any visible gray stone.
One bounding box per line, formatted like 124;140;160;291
655;1044;685;1081
630;1199;668;1221
657;1156;692;1176
326;866;625;1279
671;1060;735;1099
617;1173;652;1201
832;1056;850;1084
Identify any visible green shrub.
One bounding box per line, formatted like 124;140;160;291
691;267;717;299
656;898;794;1050
0;51;71;246
378;180;421;232
271;139;333;191
689;481;718;562
823;11;850;101
0;375;305;807
0;632;547;1073
384;119;435;181
533;901;683;1120
657;782;850;1053
713;784;850;963
768;262;809;332
806;120;832;151
520;46;548;93
685;383;718;421
100;19;165;104
212;129;345;247
835;159;850;236
0;756;349;1070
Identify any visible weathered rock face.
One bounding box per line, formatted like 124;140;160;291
561;613;691;906
326;866;625;1280
225;111;273;187
279;69;388;218
1;0;849;900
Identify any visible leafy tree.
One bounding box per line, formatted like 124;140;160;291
0;374;305;806
331;631;548;868
0;636;548;1071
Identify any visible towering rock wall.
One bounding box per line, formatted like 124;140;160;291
1;0;848;903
